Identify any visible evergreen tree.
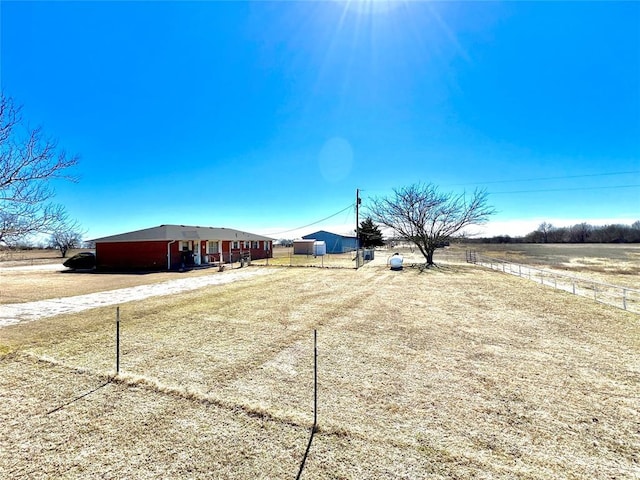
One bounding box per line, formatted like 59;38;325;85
359;217;385;248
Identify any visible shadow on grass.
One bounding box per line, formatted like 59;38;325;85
46;378;113;415
61;269;158;276
295;426;318;480
60;264;226;275
383;263;476;276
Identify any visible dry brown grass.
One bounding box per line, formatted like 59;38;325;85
1;264;638;479
254;247;358;268
0;265;242;305
3;244;635;305
0;247;86;266
456;243;640;289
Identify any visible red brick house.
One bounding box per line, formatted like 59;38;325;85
93;224;273;271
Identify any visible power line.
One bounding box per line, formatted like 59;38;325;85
446;170;640;187
264;204;354;237
489;184;640;195
359;171;640;194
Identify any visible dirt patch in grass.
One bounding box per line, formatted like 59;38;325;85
1;265;638;479
557;257;640;283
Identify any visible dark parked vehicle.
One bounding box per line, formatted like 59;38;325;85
63;252;96;270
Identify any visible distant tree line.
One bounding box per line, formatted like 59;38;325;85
276;239;294;247
465;221;640;244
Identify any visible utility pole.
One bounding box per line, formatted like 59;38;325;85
356;188;361;268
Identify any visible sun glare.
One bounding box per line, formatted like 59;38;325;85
338;0;405;15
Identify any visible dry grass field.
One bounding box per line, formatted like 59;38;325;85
0;261;248;305
1;260;638;479
255;247;359;269
454;243;640;290
0;248;87;266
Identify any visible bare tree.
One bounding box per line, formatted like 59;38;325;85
568;222;592;243
369;183;495;267
0;93;79;245
537;222;554;243
49;230;82;258
48;215;84;257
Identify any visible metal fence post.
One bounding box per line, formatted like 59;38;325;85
313;329;318;432
116;306;120;375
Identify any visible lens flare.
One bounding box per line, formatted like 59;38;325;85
338;0;405;15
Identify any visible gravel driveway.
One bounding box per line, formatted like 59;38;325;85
0;267;276;328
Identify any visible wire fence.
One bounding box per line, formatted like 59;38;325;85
467;251;640;314
0;249;70;267
38;309;321;477
6;252;637;477
250;246;375;269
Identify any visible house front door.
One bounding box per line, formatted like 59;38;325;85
193;241;201;265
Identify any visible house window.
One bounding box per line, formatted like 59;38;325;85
252;241;258;249
243;241;249;249
264;241;269;251
232;241;239;249
180;241;190;251
208;241;219;254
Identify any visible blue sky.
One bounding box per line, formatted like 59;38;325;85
2;0;638;240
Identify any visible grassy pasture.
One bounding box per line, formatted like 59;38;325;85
2;244;636;305
0;248;87;267
453;243;640;289
1;264;638;479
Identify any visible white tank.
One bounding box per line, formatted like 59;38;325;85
389;253;403;270
313;241;326;256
